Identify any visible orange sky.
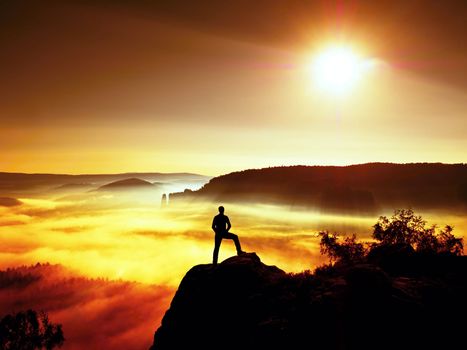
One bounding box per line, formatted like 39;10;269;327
1;0;467;175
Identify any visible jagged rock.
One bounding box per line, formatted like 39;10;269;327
151;253;289;350
344;264;392;294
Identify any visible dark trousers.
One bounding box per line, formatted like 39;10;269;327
213;232;242;264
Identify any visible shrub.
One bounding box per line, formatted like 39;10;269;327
373;209;463;255
319;209;463;265
0;310;64;350
319;231;366;264
372;209;425;246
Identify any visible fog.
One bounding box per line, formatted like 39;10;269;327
1;188;466;349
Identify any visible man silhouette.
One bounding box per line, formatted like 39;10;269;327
212;206;244;265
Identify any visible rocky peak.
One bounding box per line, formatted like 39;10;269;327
150;253;467;350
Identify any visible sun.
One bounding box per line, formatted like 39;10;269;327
311;45;369;94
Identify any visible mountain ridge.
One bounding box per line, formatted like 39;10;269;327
169;163;467;213
0;171;212;195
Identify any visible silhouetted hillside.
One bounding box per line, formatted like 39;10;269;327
150;252;467;350
54;182;93;189
52;183;95;191
170;163;467;214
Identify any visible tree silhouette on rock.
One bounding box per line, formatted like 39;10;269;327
320;209;463;265
373;209;463;255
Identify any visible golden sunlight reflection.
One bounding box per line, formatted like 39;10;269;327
1;194;466;287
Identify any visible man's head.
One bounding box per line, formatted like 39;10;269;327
218;206;224;214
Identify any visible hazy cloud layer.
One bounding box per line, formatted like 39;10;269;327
1;189;465;349
0;263;173;350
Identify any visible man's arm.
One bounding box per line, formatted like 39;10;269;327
212;217;216;232
226;216;231;232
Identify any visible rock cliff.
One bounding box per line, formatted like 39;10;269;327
150;252;467;350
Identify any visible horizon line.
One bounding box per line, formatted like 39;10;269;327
2;161;467;177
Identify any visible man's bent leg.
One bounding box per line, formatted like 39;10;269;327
224;232;242;254
213;235;222;265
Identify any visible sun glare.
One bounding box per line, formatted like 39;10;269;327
311;46;370;94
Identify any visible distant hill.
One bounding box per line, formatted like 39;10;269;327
53;183;95;191
170;163;467;214
0;172;210;184
0;171;211;195
97;178;156;191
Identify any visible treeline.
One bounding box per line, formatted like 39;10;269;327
172;163;467;214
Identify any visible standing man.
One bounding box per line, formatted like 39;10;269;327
212;206;244;265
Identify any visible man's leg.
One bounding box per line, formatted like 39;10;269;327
213;235;222;265
224;232;243;255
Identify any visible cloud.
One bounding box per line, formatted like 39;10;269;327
0;197;22;207
0;220;25;226
0;263;173;350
